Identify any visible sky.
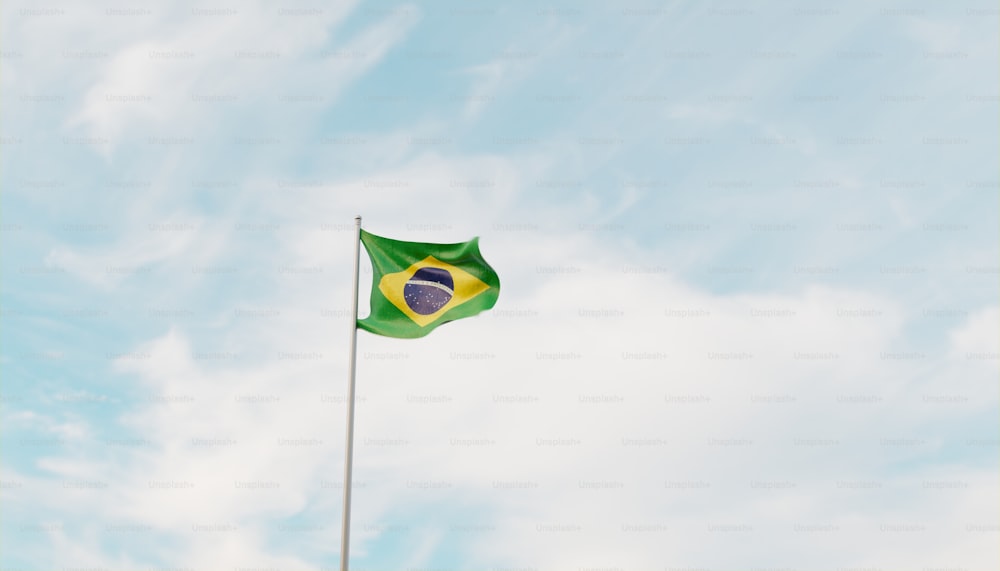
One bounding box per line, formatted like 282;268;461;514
0;1;998;570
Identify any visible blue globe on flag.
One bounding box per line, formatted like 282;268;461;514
403;267;455;315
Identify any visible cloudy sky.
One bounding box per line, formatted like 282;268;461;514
1;1;997;570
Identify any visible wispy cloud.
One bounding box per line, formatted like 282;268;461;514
66;1;417;154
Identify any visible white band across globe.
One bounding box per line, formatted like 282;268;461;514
406;279;454;296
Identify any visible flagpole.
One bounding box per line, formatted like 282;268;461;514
340;215;362;571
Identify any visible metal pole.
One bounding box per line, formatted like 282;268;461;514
340;215;362;571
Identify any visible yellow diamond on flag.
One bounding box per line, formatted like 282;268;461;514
378;256;491;327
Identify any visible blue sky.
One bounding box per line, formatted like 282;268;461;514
1;1;997;570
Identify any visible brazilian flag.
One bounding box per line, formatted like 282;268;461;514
357;230;500;339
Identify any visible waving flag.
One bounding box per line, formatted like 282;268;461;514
356;229;500;338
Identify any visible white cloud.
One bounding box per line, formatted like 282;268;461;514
65;1;417;154
461;60;509;118
44;214;215;289
950;306;1000;359
457;22;577;120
